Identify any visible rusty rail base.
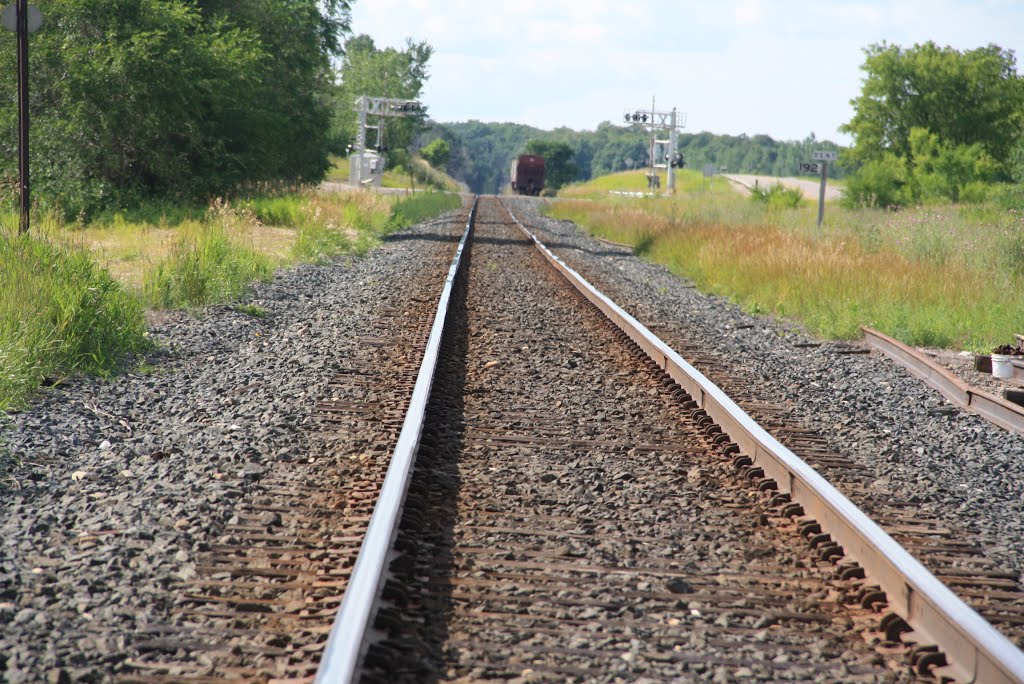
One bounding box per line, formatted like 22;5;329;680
862;326;1024;436
504;203;1024;684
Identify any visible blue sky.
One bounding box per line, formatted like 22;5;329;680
350;0;1024;145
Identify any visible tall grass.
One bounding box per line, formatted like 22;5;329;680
0;226;149;411
547;173;1024;351
2;185;461;409
142;222;274;309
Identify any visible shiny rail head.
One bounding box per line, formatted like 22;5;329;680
314;197;479;684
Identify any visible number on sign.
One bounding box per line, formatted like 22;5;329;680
799;162;821;175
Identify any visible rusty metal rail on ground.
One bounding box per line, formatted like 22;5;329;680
503;200;1024;684
313;198;477;683
862;326;1024;435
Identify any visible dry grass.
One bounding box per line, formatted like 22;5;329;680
548;181;1024;351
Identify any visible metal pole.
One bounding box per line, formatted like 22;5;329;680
667;108;677;193
817;161;828;228
16;0;30;234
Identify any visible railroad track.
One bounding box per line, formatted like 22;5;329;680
116;196;1024;683
315;197;1024;684
114;210;472;682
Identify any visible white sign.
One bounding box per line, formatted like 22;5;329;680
799;162;822;175
812;150;838;162
702;163;717;177
1;4;43;33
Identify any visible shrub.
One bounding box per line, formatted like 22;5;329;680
841;155;911;209
750;183;803;209
991;183;1024;212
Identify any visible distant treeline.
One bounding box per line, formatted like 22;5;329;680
420;121;847;195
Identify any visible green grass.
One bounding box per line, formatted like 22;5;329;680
142;221;275;309
0;225;150;411
1;182;461;411
391;191;462;226
233;303;267;318
547;170;1024;351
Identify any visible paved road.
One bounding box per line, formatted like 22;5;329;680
723;173;843;201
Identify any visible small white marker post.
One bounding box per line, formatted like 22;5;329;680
811;150;837;228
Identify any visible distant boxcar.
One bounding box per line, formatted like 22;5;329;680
510;155;545;196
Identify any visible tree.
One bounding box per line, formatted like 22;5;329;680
841;41;1024;175
420;138;451;169
0;0;351;217
331;35;433;160
525;140;578;190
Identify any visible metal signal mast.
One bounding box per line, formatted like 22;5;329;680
350;96;423;187
623;97;686;192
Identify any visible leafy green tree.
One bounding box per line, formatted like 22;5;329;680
331;35;433;160
420;138;451;169
524;140;578;190
0;0;350;217
907;128;999;202
841;41;1024;174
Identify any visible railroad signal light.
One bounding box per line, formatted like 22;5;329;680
389;101;421;113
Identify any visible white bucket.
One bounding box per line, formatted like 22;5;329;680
992;354;1014;379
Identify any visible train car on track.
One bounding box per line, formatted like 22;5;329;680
510;154;545;196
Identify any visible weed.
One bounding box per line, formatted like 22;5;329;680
233;303;267;318
0;227;150;411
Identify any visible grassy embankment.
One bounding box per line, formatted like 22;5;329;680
1;173;462;412
550;169;1024;351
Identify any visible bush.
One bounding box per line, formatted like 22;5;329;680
958;181;992;204
991;183;1024;212
750;183;803;209
841;155;911;209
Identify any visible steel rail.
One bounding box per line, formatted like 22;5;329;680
314;199;477;684
503;201;1024;684
862;325;1024;435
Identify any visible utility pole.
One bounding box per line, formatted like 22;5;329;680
3;2;41;233
622;99;685;193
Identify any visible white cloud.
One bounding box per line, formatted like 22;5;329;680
734;0;767;26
